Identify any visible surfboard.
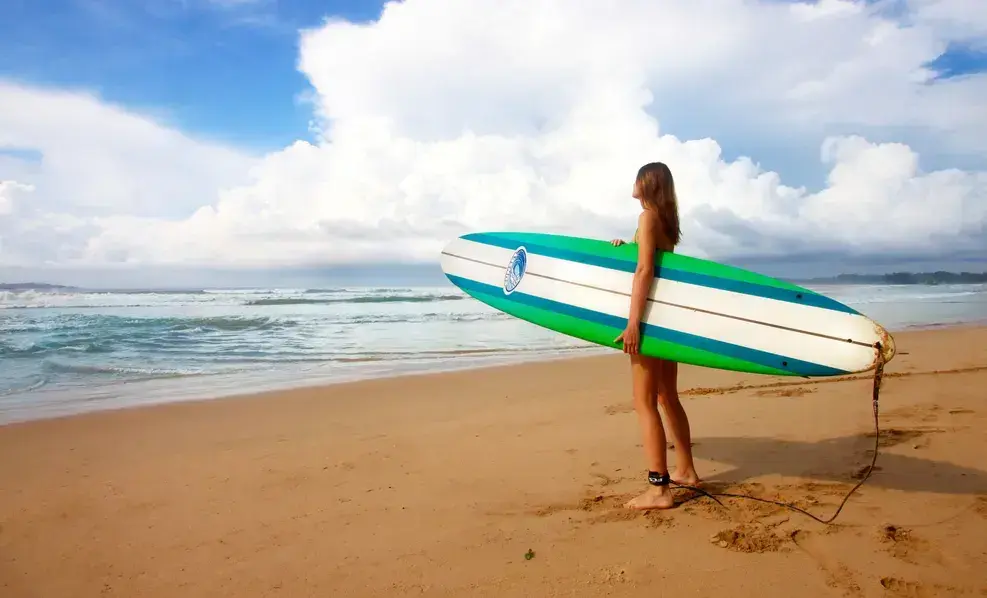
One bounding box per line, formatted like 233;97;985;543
439;231;896;377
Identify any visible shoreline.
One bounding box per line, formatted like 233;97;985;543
2;324;986;597
0;344;609;426
3;319;985;427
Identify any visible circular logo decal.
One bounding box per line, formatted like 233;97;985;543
503;246;527;294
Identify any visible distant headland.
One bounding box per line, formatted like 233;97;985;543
0;283;79;291
799;271;987;285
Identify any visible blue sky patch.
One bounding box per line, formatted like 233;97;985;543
927;42;987;80
0;0;386;151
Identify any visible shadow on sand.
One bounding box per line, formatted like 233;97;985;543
691;433;987;496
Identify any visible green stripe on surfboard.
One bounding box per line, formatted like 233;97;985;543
488;231;806;292
462;231;858;316
468;287;792;376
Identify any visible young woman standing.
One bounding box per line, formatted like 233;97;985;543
612;162;701;510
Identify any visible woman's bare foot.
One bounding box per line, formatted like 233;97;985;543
624;485;675;510
670;468;701;486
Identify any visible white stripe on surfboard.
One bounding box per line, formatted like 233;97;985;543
441;252;875;373
445;237;880;346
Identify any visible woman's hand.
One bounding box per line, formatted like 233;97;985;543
611;238;625;246
615;322;641;354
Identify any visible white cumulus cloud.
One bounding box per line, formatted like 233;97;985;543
0;180;33;216
1;0;985;271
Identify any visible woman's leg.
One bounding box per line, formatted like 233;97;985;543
656;359;700;485
624;354;675;510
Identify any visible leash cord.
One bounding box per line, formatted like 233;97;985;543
670;342;887;525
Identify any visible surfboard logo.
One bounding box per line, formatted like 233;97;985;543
503;246;527;294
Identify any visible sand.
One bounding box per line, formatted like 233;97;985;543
2;326;987;597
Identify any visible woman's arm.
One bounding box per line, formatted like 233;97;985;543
615;212;657;353
628;212;658;329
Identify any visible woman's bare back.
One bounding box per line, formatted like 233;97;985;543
632;210;675;253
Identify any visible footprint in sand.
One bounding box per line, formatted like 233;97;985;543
589;472;624;487
878;577;965;597
879;577;924;597
883;404;945;424
593;565;630;585
708;523;787;553
667;441;698;450
949;408;976;416
973;496;987;518
604;403;634;415
876;524;940;565
790;529;863;597
868;427;946;449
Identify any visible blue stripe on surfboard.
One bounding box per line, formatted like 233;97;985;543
462;232;858;315
446;273;849;377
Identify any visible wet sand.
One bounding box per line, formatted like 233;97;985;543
2;326;986;597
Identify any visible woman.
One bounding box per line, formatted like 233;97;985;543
612;162;700;510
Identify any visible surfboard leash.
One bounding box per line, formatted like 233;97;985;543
669;341;887;525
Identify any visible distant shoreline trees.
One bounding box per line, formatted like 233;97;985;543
802;271;987;285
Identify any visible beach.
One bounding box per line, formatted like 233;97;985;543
2;325;986;597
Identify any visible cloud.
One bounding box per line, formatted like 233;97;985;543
0;82;256;265
1;0;986;272
0;180;32;216
0;178;26;213
907;0;987;43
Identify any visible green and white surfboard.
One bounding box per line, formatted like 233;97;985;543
440;231;896;377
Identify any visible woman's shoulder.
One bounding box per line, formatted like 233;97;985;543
637;209;673;250
637;209;662;229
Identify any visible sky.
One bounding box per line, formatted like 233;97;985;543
1;0;986;287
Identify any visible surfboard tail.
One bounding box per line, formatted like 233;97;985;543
875;325;896;369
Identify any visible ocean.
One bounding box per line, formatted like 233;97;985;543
2;282;986;424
